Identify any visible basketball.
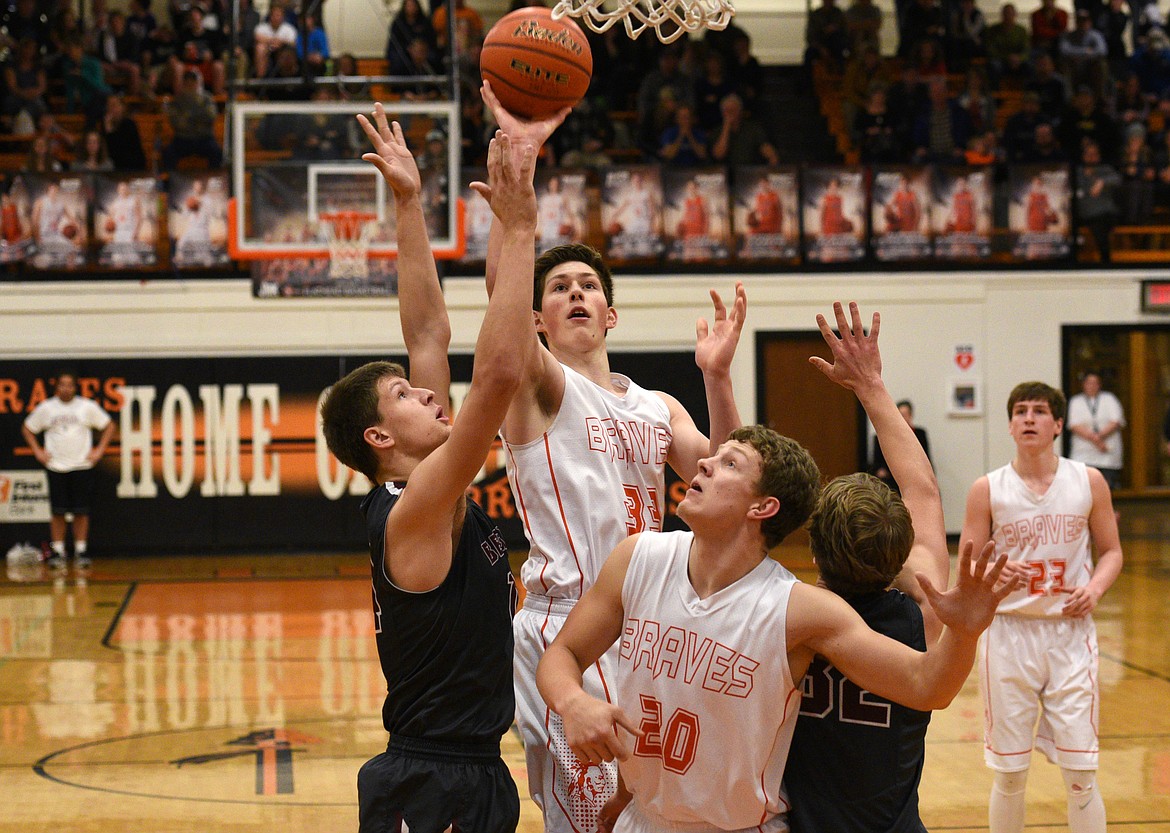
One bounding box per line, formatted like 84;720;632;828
59;220;78;240
186;195;201;211
480;6;592;119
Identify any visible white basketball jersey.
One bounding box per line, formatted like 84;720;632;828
505;364;671;600
617;531;800;829
988;457;1094;617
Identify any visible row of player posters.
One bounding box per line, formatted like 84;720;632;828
459;164;1073;267
0;172;231;270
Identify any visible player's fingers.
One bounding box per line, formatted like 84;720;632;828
869;310;880;341
696;317;709;342
373;102;392;138
815;312;836;346
915;572;939;605
809;356;832;376
612;707;644;738
390;120;406;147
848;301;864;338
957;538;974;579
518;142;537;180
832;301;850;335
733;282;747;322
709;288;727;319
356;114;383;147
360;152;394;178
469;182;491;203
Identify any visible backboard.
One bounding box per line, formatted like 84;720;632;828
229;100;464;260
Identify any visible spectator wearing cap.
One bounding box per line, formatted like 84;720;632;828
418;128;448;171
1130;26;1170;97
1061;9;1108;99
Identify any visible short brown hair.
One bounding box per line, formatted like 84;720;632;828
809;473;914;597
1007;381;1065;421
729;425;821;549
320;361;406;481
533;243;614;311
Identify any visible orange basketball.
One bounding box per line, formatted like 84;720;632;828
480;6;592;119
186;195;201;211
60;221;78;240
104;217;117;234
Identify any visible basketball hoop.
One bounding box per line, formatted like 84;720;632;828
319;211;378;279
551;0;734;43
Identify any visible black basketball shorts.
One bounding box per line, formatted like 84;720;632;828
357;736;519;833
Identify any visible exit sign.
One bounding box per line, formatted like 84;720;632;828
1142;281;1170;312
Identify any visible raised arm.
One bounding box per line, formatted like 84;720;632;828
358;103;451;409
387;132;538;590
792;540;1018;711
538;535;643;765
663;283;747;483
810;301;948;638
479;80;569;296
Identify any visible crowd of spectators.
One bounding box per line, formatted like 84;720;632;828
807;0;1170;259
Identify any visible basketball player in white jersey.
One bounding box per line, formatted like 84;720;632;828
480;80;747;833
32;182;73;245
536;174;574;248
109;181;142;245
960;381;1122;833
538;302;1020;833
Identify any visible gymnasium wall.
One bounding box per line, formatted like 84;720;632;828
0;269;1144;543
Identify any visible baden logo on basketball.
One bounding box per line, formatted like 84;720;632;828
511;20;586;55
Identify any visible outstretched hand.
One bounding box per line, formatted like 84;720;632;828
695;282;747;375
918;540;1020;639
809;301;883;392
470;131;537;227
480;80;570;169
357;103;421;198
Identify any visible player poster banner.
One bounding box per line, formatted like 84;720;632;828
663;167;731;264
871;166;931;261
601;165;666;263
27;174;87;270
0;174;34;264
802;166;865;264
95;175;160;268
535;168;588;253
459;167;491;264
169;172;230;268
931;167;993;259
1009;164;1071;260
733;166;799;263
251;255;399;298
0;353;702;554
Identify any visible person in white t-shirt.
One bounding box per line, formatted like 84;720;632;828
1066;371;1125;489
21;371;115;569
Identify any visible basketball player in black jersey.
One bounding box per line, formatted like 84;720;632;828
320;106;538;833
786;305;951;833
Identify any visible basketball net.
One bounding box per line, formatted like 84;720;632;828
319;211;377;279
551;0;734;43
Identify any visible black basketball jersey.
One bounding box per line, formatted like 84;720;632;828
361;481;517;744
786;589;931;833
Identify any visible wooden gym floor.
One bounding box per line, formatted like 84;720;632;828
1;499;1168;832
